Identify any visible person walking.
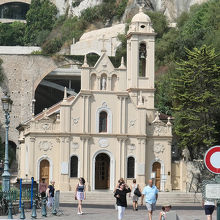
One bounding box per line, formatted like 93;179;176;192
75;177;86;215
114;182;131;220
39;178;47;198
202;199;215;220
130;179;140;211
46;180;55;207
141;179;158;220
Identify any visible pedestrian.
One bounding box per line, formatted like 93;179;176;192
39;178;47;198
114;182;131;220
202;199;215;220
159;204;172;220
130;179;141;211
114;178;125;210
46;180;55;207
75;177;86;215
141;179;159;220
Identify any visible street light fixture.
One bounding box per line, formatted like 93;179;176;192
1;92;13;192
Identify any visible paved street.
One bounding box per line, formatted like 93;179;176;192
0;205;217;220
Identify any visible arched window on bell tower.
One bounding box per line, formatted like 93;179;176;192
139;43;146;77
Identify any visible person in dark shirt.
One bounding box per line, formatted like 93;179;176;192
46;180;55;207
114;182;131;220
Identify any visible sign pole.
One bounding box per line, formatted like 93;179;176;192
217;203;220;220
216;175;220;220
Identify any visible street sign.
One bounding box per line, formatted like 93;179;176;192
204;146;220;174
206;184;220;199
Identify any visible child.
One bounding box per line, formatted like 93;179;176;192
159;204;172;220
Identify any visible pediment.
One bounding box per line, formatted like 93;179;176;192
94;53;115;73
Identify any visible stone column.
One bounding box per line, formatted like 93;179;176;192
118;137;127;180
29;137;35;178
107;77;111;91
123;97;128;134
84;95;91;133
97;76;100;90
59;137;70;191
80;135;90;190
166;141;172;191
118;97;123;134
136;138;146;188
81;96;86;133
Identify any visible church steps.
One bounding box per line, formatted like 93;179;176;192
60;191;202;206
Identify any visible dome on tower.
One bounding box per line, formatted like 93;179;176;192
131;8;151;23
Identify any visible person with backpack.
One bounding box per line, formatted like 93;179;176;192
130;179;141;211
46;180;55;207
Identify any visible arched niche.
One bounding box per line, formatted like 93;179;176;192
91;73;97;90
111;74;117;91
100;73;107;90
139;42;147;77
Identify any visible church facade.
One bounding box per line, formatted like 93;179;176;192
17;9;172;192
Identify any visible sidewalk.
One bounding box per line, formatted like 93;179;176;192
0;205;216;220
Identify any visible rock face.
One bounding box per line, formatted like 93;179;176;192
149;0;208;21
63;0;208;21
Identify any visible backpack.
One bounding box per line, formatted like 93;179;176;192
134;187;141;197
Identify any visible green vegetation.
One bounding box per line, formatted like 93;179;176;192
0;0;129;55
152;0;220;159
24;0;57;45
0;22;26;46
172;46;220;159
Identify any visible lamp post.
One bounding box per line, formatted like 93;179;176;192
1;92;13;192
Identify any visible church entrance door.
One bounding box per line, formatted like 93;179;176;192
40;159;50;186
95;153;110;189
152;162;161;190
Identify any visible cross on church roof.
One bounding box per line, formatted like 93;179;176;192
99;35;109;53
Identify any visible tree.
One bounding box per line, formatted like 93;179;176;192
172;45;220;159
0;22;26;46
24;0;57;45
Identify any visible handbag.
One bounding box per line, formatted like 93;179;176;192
134;187;141;197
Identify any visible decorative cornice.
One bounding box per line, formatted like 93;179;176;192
127;88;155;92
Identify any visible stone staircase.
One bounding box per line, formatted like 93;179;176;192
60;191;202;206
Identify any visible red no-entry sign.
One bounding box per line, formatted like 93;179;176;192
204;146;220;174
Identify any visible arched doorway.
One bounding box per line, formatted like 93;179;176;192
152;162;161;190
40;160;50;186
95;153;110;189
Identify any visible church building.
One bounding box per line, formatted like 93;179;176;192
17;9;172;192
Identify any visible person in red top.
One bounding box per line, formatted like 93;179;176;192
39;178;47;198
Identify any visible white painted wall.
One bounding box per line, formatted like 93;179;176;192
0;46;41;55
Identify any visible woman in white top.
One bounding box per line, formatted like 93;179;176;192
202;199;215;220
130;179;140;211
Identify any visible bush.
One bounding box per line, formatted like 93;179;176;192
0;22;26;46
25;0;57;45
42;38;62;54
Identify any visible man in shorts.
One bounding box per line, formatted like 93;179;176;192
141;179;158;220
202;199;215;220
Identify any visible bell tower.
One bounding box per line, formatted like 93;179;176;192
127;7;156;109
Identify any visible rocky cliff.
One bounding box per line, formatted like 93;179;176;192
64;0;208;21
